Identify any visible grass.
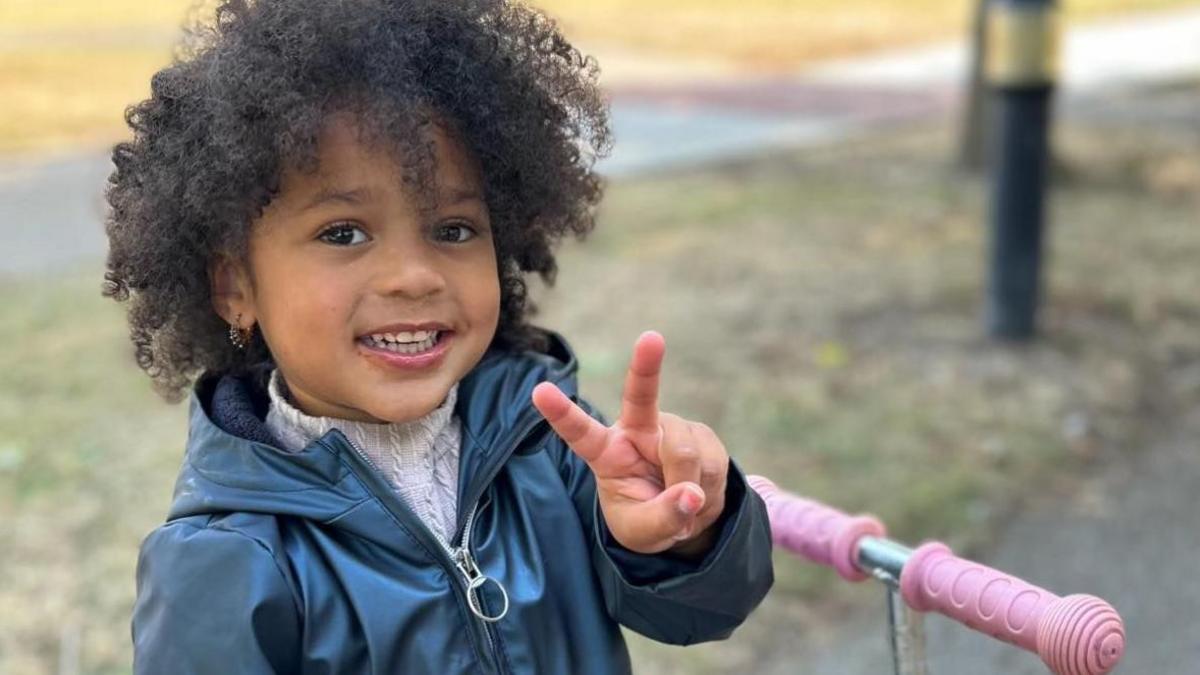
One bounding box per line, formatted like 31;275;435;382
0;270;186;675
4;101;1197;673
1;0;1197;154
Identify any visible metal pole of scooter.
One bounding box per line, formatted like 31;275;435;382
860;538;928;675
984;0;1060;340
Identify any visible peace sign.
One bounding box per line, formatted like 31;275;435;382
532;331;729;555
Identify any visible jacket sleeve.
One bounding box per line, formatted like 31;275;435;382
132;521;302;675
551;399;775;645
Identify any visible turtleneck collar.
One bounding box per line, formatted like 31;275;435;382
264;368;461;540
264;369;458;454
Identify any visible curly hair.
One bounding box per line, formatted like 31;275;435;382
103;0;611;402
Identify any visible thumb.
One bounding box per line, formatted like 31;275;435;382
615;482;706;553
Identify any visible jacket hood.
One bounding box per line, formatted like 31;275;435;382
166;330;579;524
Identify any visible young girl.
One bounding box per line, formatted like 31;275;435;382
105;1;773;672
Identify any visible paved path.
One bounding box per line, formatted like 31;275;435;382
0;152;113;278
3;7;1199;274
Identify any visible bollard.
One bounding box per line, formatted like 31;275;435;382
984;0;1060;340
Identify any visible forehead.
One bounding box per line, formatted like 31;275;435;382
279;112;483;206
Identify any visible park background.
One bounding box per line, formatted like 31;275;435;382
1;0;1198;673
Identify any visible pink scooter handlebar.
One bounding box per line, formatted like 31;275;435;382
747;475;887;582
749;476;1125;675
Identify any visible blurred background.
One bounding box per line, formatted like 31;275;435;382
1;1;1198;673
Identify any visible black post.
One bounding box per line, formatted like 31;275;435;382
985;0;1059;340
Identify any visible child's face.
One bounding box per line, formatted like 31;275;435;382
217;114;499;423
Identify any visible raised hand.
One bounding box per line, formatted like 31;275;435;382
531;331;729;555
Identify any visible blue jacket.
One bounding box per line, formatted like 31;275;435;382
132;333;774;674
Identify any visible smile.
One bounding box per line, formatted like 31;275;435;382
361;329;441;354
357;330;454;371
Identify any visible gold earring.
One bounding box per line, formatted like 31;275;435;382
229;313;253;350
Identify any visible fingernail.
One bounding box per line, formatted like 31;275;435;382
677;485;704;515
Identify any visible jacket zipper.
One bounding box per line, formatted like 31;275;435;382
453;414;548;535
338;435;510;668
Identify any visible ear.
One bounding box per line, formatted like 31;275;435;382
209;254;256;327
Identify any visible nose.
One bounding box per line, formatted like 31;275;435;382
371;234;447;301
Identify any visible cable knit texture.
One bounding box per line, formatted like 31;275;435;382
264;369;461;542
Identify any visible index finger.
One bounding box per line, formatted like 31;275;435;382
619;331;665;434
531;382;610;463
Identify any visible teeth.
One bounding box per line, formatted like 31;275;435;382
363;331;439;354
368;330;436;343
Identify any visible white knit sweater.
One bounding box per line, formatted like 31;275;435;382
264;369;461;543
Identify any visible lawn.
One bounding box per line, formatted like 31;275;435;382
1;0;1196;153
2;104;1198;672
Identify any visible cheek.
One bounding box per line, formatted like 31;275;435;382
467;274;501;335
257;268;356;352
484;282;501;331
456;251;501;338
478;257;502;328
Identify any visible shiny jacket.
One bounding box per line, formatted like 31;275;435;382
131;334;774;674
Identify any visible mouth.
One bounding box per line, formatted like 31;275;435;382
357;328;449;355
356;323;455;370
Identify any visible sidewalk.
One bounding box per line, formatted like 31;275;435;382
0;153;112;278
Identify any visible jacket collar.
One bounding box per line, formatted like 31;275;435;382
166;330;578;524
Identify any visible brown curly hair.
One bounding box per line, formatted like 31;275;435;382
103;0;611;402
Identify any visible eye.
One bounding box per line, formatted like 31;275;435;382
317;222;370;246
434;221;477;243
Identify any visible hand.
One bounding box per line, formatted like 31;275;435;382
531;331;729;556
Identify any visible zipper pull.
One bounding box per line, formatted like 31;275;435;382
453;547;510;623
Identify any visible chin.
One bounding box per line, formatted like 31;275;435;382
366;396;445;424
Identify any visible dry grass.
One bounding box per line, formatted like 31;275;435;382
0;48;173;154
0;0;209;31
0;0;215;154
